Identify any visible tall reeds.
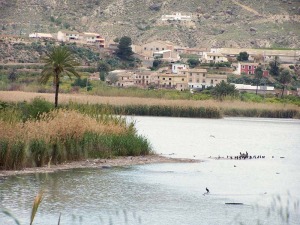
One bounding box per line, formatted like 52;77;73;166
0;108;152;170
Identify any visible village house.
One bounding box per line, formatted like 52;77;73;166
81;32;105;48
57;31;105;47
172;63;188;74
57;30;80;42
107;70;135;87
178;68;227;89
133;70;156;87
29;33;54;39
202;52;228;63
235;62;269;76
158;73;188;91
161;12;192;21
141;41;175;52
153;50;180;61
234;84;275;95
216;48;300;64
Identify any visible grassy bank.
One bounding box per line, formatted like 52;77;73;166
0;103;152;170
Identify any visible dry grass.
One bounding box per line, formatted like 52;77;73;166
0;91;299;112
0;109;126;144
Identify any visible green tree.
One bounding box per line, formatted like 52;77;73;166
40;46;80;108
187;58;200;68
8;69;18;82
254;67;263;95
237;52;249;61
269;56;280;76
212;81;238;101
116;36;134;60
278;69;292;98
98;61;111;81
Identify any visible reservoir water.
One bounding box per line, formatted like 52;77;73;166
1;117;300;225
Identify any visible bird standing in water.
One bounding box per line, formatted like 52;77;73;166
206;187;210;194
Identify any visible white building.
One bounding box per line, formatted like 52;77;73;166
29;33;53;39
203;52;228;63
57;30;80;42
234;84;275;94
172;63;188;74
162;12;192;21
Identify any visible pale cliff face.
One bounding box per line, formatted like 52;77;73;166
0;0;300;48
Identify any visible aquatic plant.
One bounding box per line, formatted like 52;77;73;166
0;109;152;170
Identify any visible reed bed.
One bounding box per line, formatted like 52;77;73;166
0;109;152;170
0;91;299;118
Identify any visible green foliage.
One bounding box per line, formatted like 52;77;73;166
17;97;53;121
187;58;200;68
212;81;238;100
278;69;292;98
72;77;92;90
97;60;111;81
116;36;134;60
8;69;18;82
150;59;163;70
237;52;249;61
254;67;264;95
269;56;280;76
41;45;80;107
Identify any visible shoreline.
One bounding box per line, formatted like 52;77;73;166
0;155;200;177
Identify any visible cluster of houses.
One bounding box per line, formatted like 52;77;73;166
29;30;105;48
12;28;300;94
106;64;227;91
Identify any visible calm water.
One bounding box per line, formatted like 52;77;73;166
1;117;300;225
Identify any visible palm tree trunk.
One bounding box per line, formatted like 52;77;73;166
54;73;59;108
281;85;285;98
256;83;258;95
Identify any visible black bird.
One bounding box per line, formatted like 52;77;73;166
206;187;210;193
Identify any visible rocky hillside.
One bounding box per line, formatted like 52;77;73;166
1;0;300;48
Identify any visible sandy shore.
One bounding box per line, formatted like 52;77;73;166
0;155;200;177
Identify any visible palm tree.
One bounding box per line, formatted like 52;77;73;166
40;46;80;107
254;67;263;95
278;69;292;98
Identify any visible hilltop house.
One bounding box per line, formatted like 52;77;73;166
216;48;300;64
172;63;188;74
57;31;105;47
29;33;54;39
203;52;228;63
161;12;192;21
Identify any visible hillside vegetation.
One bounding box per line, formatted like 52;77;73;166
1;0;300;48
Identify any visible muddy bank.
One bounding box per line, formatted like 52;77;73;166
0;155;200;177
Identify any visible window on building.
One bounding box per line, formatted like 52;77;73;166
163;78;165;80
248;71;251;74
182;78;184;81
144;47;146;50
196;79;199;82
249;66;251;69
203;74;206;77
211;79;213;84
242;65;245;69
169;78;171;80
169;82;171;85
202;79;205;83
190;73;192;76
162;48;165;50
189;79;192;82
156;48;159;50
146;76;148;78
